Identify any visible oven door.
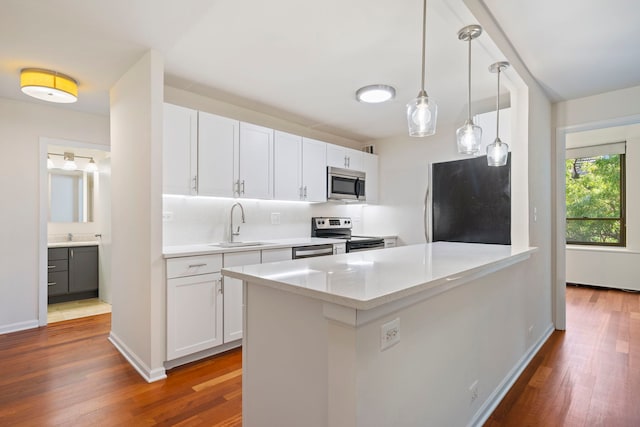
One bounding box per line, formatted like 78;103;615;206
327;167;366;201
347;239;385;252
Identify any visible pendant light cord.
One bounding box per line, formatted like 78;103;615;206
420;0;427;94
467;37;472;120
495;66;501;141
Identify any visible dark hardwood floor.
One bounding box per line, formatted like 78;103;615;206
486;285;640;426
0;314;241;426
1;285;638;426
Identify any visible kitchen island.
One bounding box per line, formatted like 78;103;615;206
222;242;539;427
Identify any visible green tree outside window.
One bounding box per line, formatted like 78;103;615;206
565;154;625;245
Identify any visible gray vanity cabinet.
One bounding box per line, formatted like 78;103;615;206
48;246;98;303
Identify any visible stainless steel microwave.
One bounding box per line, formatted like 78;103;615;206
327;166;366;201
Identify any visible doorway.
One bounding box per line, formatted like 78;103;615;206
39;137;112;325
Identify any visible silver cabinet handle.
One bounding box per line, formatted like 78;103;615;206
48;265;55;269
241;180;246;194
192;175;198;191
70;249;73;258
218;278;223;294
303;186;308;199
48;282;56;286
188;263;207;268
299;186;303;199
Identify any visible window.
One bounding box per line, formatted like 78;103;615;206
565;142;626;246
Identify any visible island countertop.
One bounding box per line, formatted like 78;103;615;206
222;241;537;311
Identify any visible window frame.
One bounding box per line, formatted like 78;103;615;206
565;151;626;247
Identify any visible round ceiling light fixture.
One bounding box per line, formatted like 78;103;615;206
355;84;396;103
20;68;78;103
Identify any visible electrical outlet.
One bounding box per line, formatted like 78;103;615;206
469;380;479;404
380;318;400;351
271;212;281;225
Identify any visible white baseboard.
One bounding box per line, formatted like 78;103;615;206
164;339;242;370
469;323;555;427
0;319;39;335
108;331;167;383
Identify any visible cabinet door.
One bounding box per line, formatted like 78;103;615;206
198;111;238;197
326;143;348;168
239;122;273;199
274;131;302;201
223;250;261;343
261;247;293;263
163;103;197;195
302;138;327;202
68;246;98;293
167;273;223;360
345;147;363;171
363;152;379;204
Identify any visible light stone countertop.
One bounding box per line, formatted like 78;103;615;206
163;237;346;258
48;241;99;248
222;242;537;311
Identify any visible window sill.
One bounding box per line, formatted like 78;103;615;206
566;245;640;255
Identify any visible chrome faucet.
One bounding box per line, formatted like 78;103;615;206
229;202;246;242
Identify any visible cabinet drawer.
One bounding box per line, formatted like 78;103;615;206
48;247;68;261
166;254;223;279
48;271;69;296
47;259;68;273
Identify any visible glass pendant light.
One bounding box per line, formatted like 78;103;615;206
407;0;437;137
85;157;98;173
486;61;510;167
456;25;483;154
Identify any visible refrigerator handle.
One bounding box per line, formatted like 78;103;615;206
423;183;430;242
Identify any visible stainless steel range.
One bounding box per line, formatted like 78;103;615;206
311;217;385;252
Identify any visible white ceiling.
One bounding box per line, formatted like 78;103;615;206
2;0;639;142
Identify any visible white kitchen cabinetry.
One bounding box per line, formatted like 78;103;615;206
166;254;223;360
274;131;326;202
327;143;363;171
363;152;379;204
302;138;327;202
198;110;238;197
222;250;261;343
262;247;293;263
383;237;397;248
163;103;197;195
333;243;346;254
237;122;273;199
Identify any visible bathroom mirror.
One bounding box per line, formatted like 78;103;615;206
48;170;94;223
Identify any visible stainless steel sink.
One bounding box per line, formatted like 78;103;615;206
211;241;267;248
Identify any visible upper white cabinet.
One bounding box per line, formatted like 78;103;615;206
238;122;274;199
163;103;197;195
302;138;328;202
198;111;238;197
363;152;379;204
327;143;363;171
274;131;326;202
274;131;302;201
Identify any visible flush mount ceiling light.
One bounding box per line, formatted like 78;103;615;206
406;0;437;137
486;61;510;167
20;68;78;103
456;25;483;155
355;85;396;103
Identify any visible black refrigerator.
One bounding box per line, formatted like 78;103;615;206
431;154;511;245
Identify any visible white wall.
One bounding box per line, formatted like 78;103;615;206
109;50;166;381
556;96;640;290
0;98;109;334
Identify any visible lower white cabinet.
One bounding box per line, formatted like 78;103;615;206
261;247;293;263
166;254;224;360
222;250;261;343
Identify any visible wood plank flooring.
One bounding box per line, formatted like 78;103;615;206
0;314;242;426
485;285;640;426
1;285;638;426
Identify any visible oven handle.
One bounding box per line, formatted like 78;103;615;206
292;244;335;259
